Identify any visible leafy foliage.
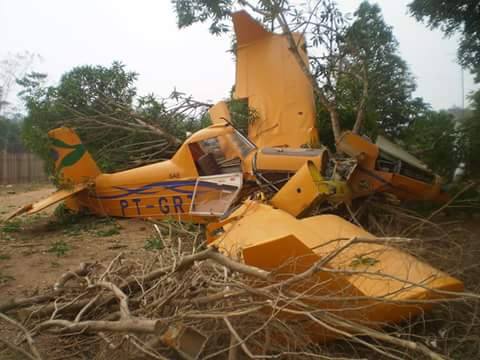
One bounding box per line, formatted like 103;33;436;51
18;62;206;172
408;0;480;73
144;235;164;251
0;116;23;151
48;240;71;257
173;0;233;34
19;63;137;171
317;2;427;147
338;2;418;137
172;0;427;145
226;97;259;135
458;90;480;178
401;110;460;179
1;219;22;234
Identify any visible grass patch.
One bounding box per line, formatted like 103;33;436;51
0;233;15;241
50;204;121;238
144;235;164;251
0;271;15;284
1;219;22;233
94;217;120;237
51;203;88;227
48;240;71;257
95;227;120;237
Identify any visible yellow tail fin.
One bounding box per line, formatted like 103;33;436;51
48;127;101;185
232;11;319;148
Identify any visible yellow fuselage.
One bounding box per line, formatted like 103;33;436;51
72;124;326;222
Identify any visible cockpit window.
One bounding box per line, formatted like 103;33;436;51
229;130;255;157
188;128;255;176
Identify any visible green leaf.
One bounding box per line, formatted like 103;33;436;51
50;137;78;149
59;145;86;169
350;255;380;268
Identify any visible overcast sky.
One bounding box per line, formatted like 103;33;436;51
1;0;477;111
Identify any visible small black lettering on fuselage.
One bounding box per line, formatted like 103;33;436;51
119;196;186;216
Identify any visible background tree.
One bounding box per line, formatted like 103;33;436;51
0;115;23;152
400;110;460;179
458;91;480;179
340;2;418;137
19;62;207;172
409;0;480;181
0;52;39;154
0;52;39;116
173;0;425;148
408;0;480;74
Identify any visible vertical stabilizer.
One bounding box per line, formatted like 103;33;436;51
48;127;101;185
232;11;318;148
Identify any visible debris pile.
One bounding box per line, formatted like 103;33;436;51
1;218;476;360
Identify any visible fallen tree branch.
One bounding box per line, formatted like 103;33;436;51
37;318;162;334
0;312;42;360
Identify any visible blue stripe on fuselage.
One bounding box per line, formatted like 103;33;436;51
93;180;234;200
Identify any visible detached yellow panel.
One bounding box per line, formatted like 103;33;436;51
211;200;464;338
208;101;231;125
255;147;326;173
232;11;318;148
337;131;448;202
271;161;332;216
336;131;379;169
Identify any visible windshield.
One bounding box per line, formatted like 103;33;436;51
188;128;255;176
229;129;256;158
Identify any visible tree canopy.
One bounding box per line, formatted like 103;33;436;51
458;91;480;178
12;1;479;183
0;116;23;152
172;0;426;146
19;62;205;172
335;2;418;138
409;0;480;75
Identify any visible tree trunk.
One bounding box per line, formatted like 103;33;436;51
353;105;366;134
329;107;342;143
352;64;369;134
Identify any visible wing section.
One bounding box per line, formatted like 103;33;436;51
208;200;463;340
4;183;88;221
232;11;318;148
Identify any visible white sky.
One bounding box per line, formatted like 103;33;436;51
1;0;477;111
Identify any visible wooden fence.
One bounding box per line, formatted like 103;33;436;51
0;151;48;184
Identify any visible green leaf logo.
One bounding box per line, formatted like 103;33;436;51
49;136;86;171
50;137;78;149
59;145;86;169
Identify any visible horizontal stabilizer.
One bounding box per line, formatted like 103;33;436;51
4;183;88;221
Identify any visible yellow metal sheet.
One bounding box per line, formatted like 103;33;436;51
4;183;88;221
232;11;318;148
255;147;326;173
210;200;464;335
48;127;101;184
271;161;332;216
337;131;447;202
208;101;230;125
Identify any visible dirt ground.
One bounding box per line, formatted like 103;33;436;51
2;184;480;300
0;184;155;300
2;184;480;359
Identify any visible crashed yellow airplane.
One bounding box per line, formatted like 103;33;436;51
6;11;463;337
